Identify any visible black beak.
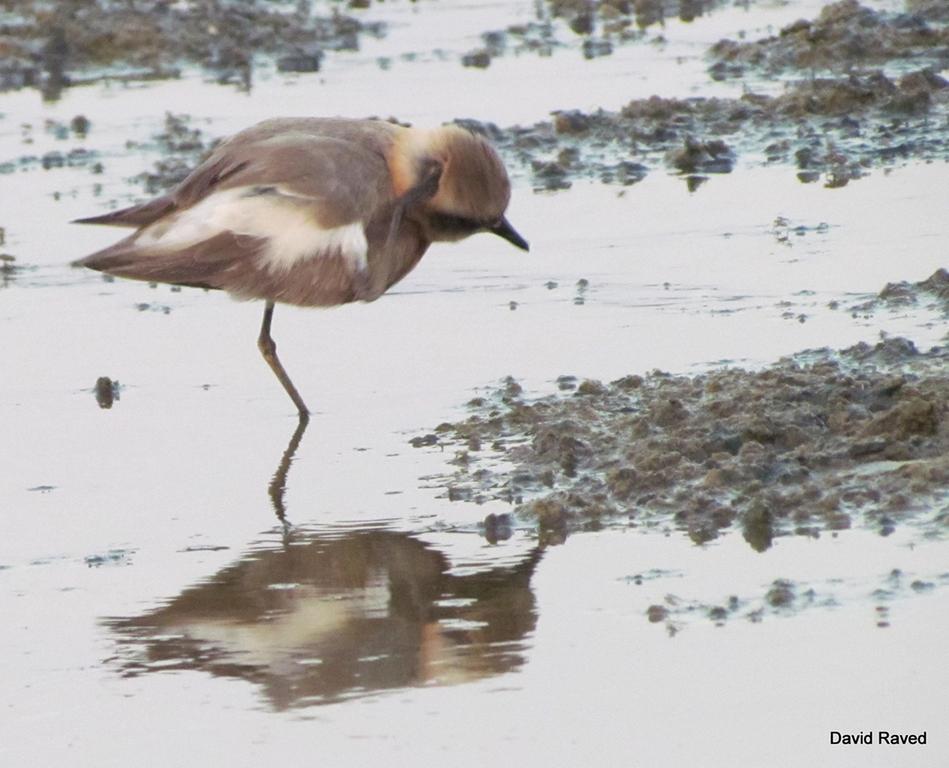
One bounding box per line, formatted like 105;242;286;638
490;216;530;252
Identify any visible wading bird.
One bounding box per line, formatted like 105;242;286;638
74;118;529;419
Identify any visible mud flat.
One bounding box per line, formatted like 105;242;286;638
413;324;949;550
465;0;750;66
8;0;949;192
0;0;381;96
488;63;949;191
0;0;753;97
472;1;949;188
709;0;949;77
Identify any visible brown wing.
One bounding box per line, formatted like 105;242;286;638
73;230;264;291
73;133;395;306
73;118;400;229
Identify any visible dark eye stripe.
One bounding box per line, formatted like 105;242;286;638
429;213;484;234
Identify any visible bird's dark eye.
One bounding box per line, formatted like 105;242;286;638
428;213;483;234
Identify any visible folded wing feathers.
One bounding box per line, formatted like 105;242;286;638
75;185;370;293
135;186;369;272
74;129;395;299
75;230;260;291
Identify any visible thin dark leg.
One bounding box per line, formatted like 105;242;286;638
257;301;311;419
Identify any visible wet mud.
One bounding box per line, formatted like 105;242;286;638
0;116;102;176
640;566;949;635
6;1;949;191
851;267;949;316
709;0;949;77
488;66;949;190
540;0;742;37
413;331;949;550
486;0;949;187
93;375;120;409
133;112;216;195
0;0;382;96
0;250;17;287
468;0;746;67
0;0;747;97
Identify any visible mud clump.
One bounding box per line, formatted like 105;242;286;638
772;70;949;119
130;113;215;195
413;336;949;549
864;398;938;441
919;269;949;301
851;269;949;316
1;252;15;279
710;1;949;77
765;579;796;608
94;376;121;409
0;0;383;96
489;0;949;189
667;136;734;174
461;50;492;69
486;0;741;65
543;0;738;39
637;566;949;632
276;50;324;74
8;0;949;191
646;604;669;623
493;66;949;189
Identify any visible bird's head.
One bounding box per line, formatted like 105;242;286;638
389;125;529;251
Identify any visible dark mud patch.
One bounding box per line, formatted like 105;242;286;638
475;0;949;188
850;268;949;316
10;3;946;194
479;64;949;189
94;376;121;409
0;251;44;288
709;1;949;79
413;337;949;550
642;578;827;634
473;0;755;67
132;112;216;195
637;568;949;634
0;0;383;97
0;116;102;174
544;0;741;36
1;251;17;287
0;116;105;207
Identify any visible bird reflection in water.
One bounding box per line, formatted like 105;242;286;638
267;415;310;526
106;408;540;708
108;530;541;709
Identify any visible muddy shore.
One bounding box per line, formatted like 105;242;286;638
5;1;949;189
0;0;380;96
413;325;949;549
498;0;949;189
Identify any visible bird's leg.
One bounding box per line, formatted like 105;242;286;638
257;301;311;419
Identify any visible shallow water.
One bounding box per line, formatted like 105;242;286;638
1;0;947;765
